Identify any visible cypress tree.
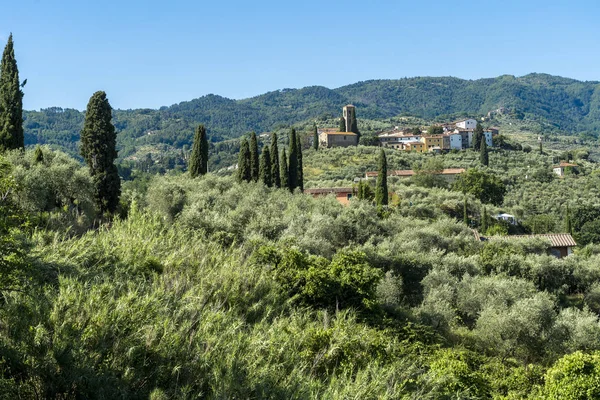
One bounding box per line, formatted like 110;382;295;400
237;138;251;182
259;146;272;187
288;128;298;191
250;132;259;182
349;107;359;136
189;124;208;177
0;34;24;151
313;124;319;150
375;149;388;207
296;131;304;192
270;132;281;188
280;149;288;190
481;206;488;233
80;91;121;215
339;116;346;132
539;141;543;154
565;204;572;234
473;122;484;151
480;136;489;166
464;197;469;226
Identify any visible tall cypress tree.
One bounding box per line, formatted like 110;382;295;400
259;146;272;187
270;132;281;188
464;197;469;226
0;34;24;151
539;141;543;154
80;91;120;215
480;136;489;166
288;128;298;191
565;203;572;234
339;116;346;132
296;131;304;192
237;138;251;182
313;124;319;150
189;124;208;177
473;122;484;151
375;149;388;207
250;132;259;182
349;107;359;136
481;206;488;233
280;149;288;190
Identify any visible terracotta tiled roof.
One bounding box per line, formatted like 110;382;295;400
556;162;578;167
305;187;353;194
482;233;577;247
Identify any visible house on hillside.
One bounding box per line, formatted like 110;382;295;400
304;187;354;205
455;119;478;130
402;141;426;152
553;162;578;177
454;128;474;148
474;232;577;258
448;133;463;150
378;131;422;148
495;213;517;225
420;135;445;151
318;130;358;148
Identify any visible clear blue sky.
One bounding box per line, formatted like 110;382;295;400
1;0;599;110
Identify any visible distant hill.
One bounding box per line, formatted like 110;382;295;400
23;73;600;158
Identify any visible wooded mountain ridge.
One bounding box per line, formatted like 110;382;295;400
23;73;600;157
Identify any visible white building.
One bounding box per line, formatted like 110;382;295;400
495;213;517;225
378;132;422;149
455;119;477;130
449;133;462;150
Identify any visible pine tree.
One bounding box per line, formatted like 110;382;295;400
288;128;298;191
250;132;259;182
189;124;209;177
270;132;281;188
296;131;304;192
473;122;484;151
80;91;121;215
339;116;346;132
259;146;272;187
481;206;488;233
33;145;43;163
375;149;388;207
237;138;251;183
280;149;288;190
0;34;24;151
480;136;489;166
313;124;319;150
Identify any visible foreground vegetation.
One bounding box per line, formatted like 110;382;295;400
4;144;600;398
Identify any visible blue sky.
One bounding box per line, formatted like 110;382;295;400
1;0;599;110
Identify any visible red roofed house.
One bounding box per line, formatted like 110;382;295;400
553;162;578;177
304;187;355;205
475;232;577;258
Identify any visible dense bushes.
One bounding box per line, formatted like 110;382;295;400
5;147;600;397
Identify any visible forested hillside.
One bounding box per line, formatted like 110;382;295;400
24;74;600;159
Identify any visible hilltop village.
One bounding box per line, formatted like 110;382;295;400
318;105;499;152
